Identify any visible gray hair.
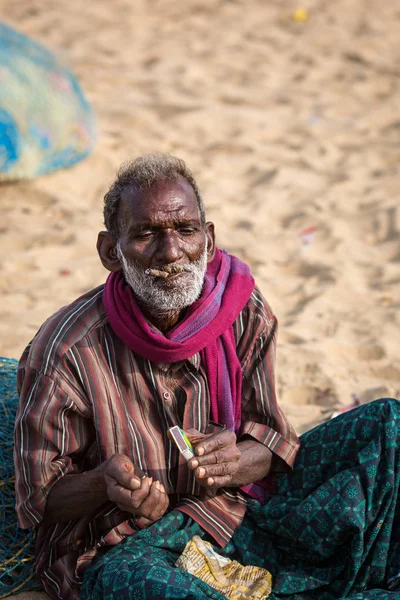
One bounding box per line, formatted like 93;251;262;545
103;153;206;240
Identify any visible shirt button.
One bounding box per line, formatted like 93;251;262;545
163;391;171;399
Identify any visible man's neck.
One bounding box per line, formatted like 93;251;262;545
141;305;182;333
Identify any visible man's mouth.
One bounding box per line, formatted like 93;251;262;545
145;265;192;279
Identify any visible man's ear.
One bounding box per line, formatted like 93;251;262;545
205;221;216;263
97;231;122;272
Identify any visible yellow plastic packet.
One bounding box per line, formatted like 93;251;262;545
176;535;272;599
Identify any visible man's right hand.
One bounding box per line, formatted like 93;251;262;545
103;454;169;525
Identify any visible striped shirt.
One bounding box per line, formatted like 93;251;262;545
14;284;299;600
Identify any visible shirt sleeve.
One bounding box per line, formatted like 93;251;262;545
14;361;93;529
236;287;300;467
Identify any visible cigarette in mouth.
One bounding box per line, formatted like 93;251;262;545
145;265;187;278
145;269;169;278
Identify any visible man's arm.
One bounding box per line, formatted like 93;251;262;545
41;454;169;528
15;368;169;530
41;463;109;526
237;291;299;468
229;437;286;486
187;287;298;492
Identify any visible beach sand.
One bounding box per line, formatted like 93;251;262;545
1;0;399;597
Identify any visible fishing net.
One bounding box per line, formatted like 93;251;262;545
0;22;96;181
0;357;41;597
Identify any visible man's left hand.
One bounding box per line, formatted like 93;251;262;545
186;429;241;490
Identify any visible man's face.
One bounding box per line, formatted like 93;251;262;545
115;177;214;312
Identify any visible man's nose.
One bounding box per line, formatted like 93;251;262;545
155;230;182;264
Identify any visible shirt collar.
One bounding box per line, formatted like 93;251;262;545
156;353;200;373
143;315;200;373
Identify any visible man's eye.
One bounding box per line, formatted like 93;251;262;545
179;227;195;235
136;231;154;239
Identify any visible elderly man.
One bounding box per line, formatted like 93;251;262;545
15;154;400;600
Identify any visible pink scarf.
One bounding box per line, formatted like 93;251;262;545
103;249;254;431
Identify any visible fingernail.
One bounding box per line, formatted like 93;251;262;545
191;459;199;469
130;477;141;490
197;447;205;456
154;480;160;490
207;477;214;486
198;467;205;478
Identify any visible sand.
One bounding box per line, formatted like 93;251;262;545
1;0;399;598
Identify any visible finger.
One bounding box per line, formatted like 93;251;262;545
105;484;139;513
188;445;239;470
137;480;161;517
188;456;199;470
184;428;202;436
104;472;140;505
105;455;142;490
190;446;241;469
128;476;153;509
204;474;234;489
106;475;152;511
195;460;239;480
193;471;233;490
195;430;236;457
169;428;202;440
138;481;169;521
158;481;167;494
184;429;213;446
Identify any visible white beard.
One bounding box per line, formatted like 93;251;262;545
116;242;208;313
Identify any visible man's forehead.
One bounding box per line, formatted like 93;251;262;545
119;177;201;222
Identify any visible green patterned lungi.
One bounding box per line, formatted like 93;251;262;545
81;398;400;600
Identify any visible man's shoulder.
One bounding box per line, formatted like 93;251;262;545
234;284;277;362
241;284;276;328
20;285;107;374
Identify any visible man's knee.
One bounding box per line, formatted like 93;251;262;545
370;397;399;414
359;398;400;432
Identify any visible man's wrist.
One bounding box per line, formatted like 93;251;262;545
226;439;274;487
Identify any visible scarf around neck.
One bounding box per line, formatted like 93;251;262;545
103;248;255;432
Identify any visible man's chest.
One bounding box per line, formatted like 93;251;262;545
85;349;209;466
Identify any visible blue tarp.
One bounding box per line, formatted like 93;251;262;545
0;22;96;180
